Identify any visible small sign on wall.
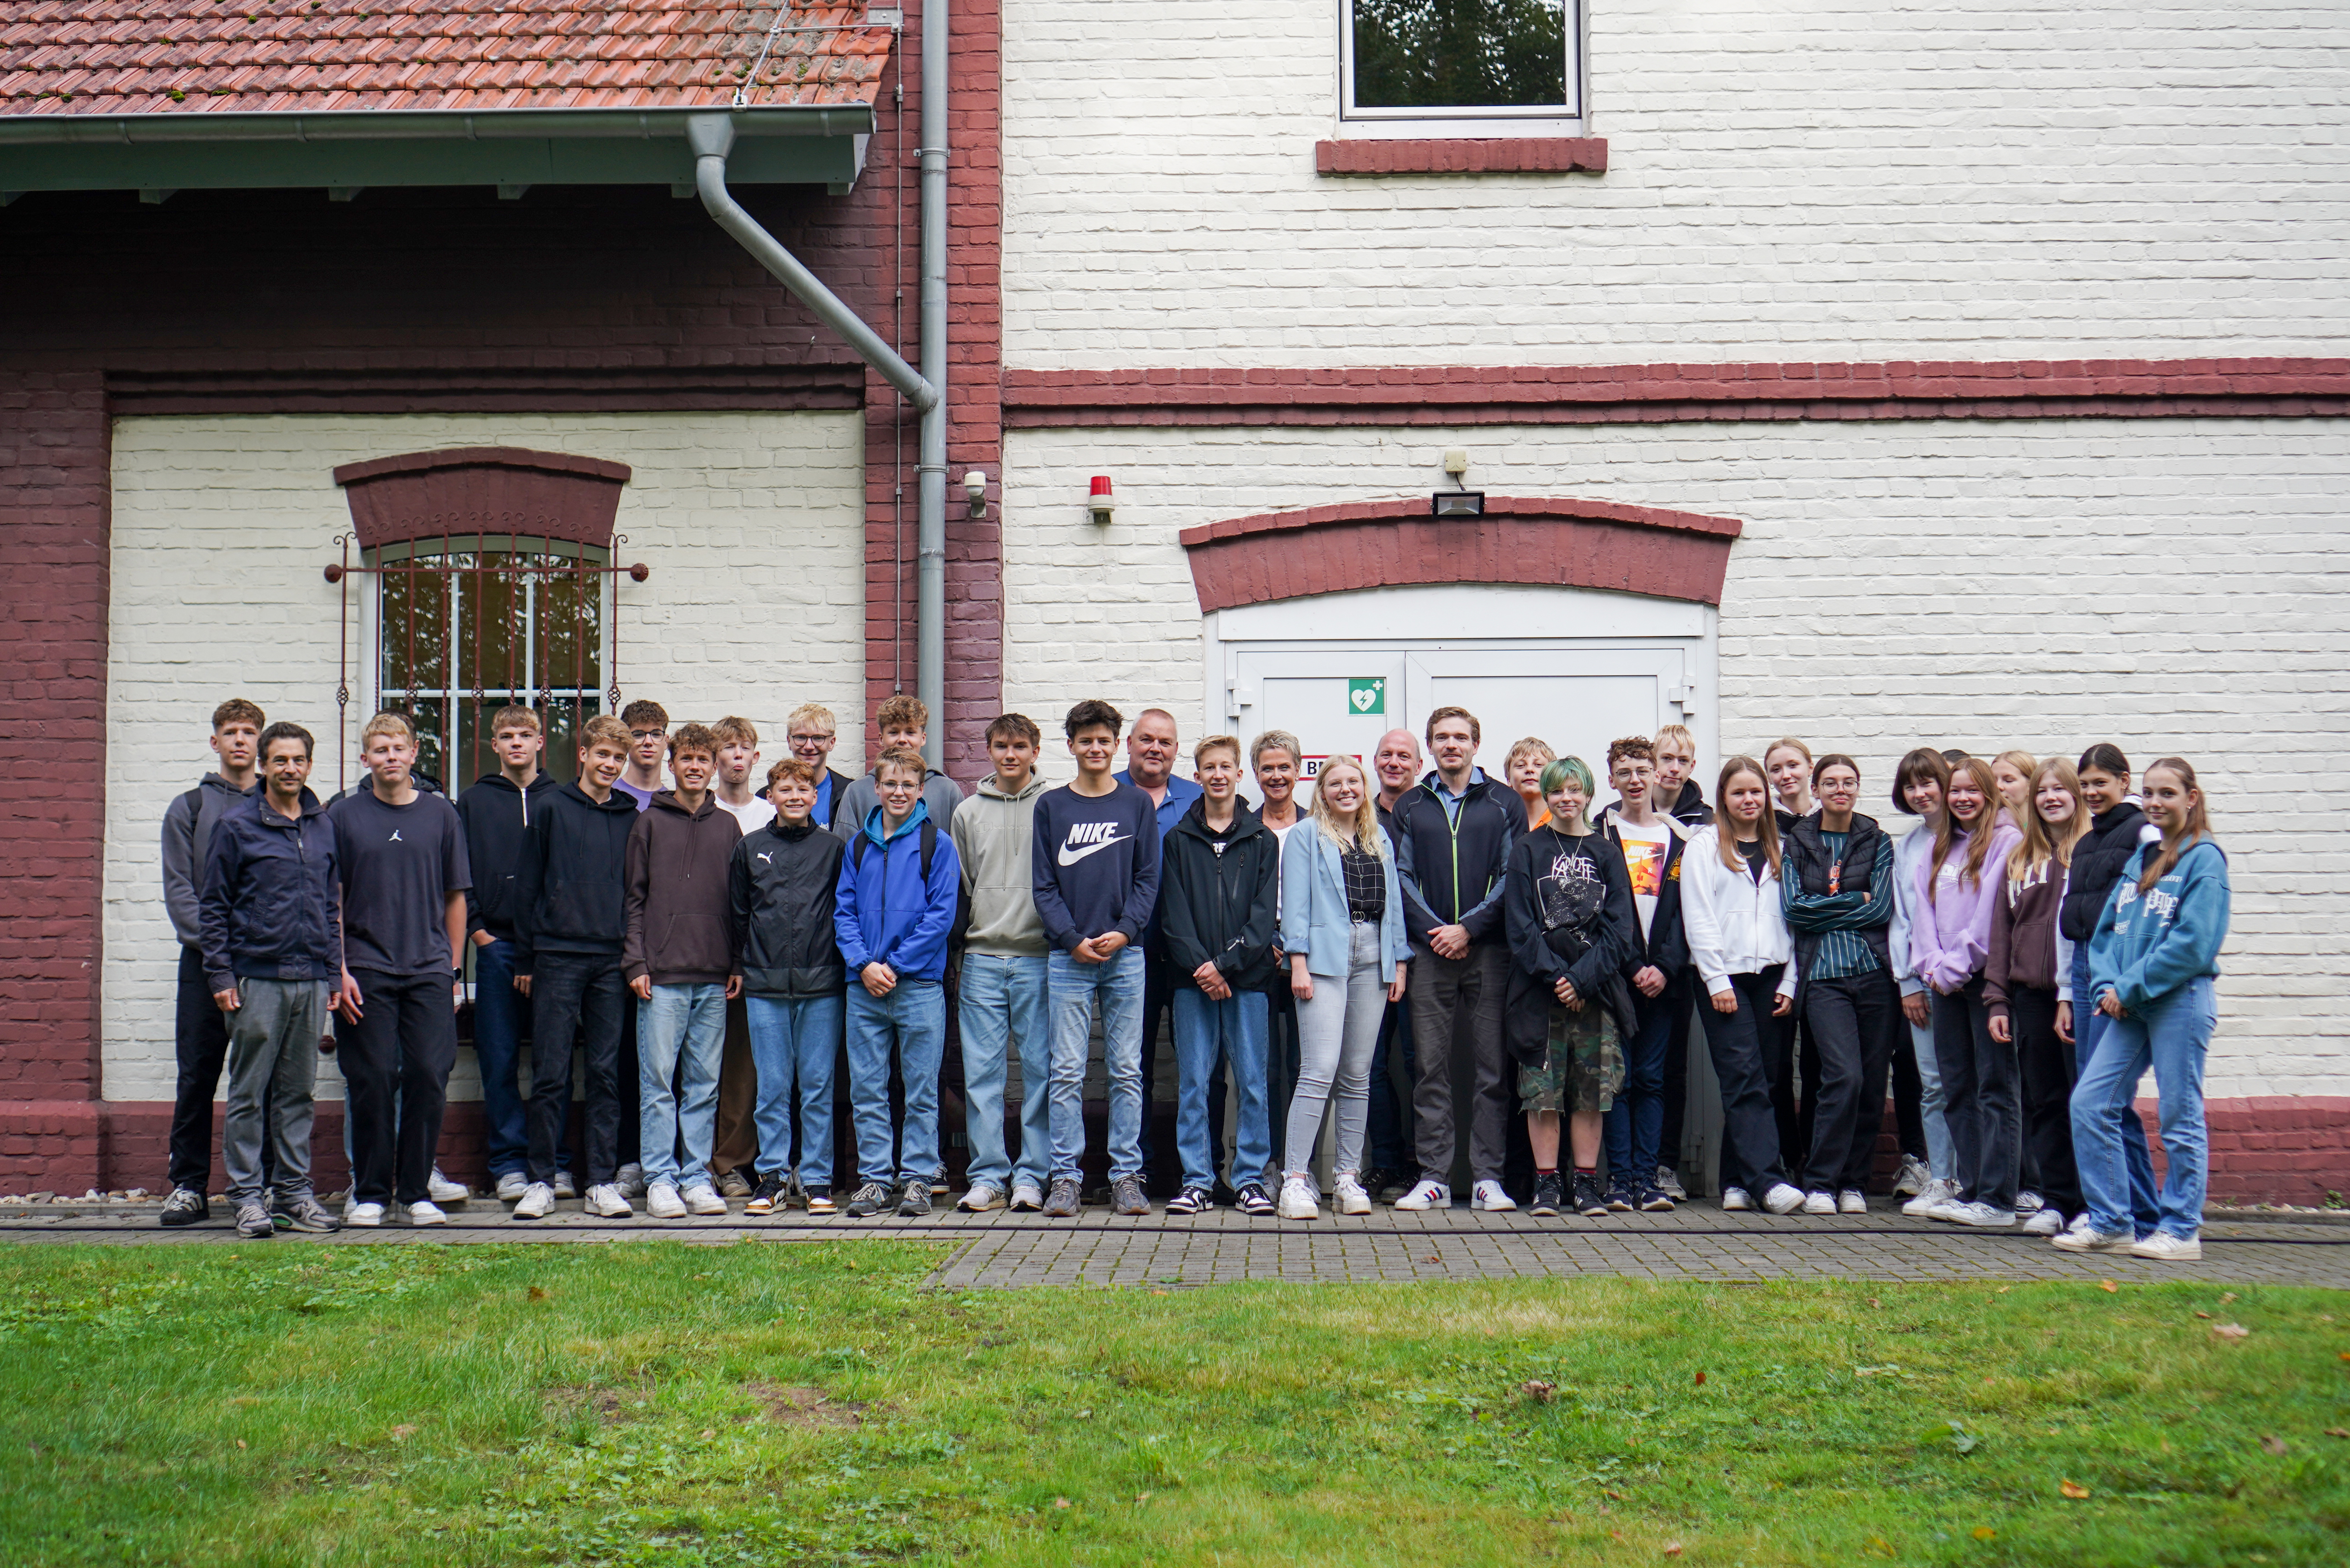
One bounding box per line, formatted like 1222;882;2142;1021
1347;677;1386;716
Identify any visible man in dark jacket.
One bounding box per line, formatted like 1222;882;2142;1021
731;758;849;1215
454;704;561;1202
1598;737;1692;1213
1157;736;1279;1216
199;721;342;1240
158;697;264;1226
1390;706;1521;1211
623;723;743;1220
510;714;640;1221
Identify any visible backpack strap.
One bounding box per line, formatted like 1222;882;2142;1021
856;817;939;880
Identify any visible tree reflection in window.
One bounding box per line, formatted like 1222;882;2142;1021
1351;0;1570;111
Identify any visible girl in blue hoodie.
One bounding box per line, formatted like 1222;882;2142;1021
2058;758;2230;1262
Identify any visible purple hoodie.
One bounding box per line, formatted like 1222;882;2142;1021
1909;816;2024;992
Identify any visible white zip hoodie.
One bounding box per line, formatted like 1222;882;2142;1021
1679;824;1795;1001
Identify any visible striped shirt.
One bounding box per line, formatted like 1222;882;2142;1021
1784;829;1897;980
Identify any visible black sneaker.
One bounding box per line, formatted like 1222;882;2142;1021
1529;1173;1565;1217
745;1172;788;1216
1165;1186;1211;1215
898;1179;932;1218
844;1181;891;1218
1573;1172;1610;1217
1235;1181;1275;1216
1603;1181;1637;1213
1638;1185;1677;1213
159;1187;209;1227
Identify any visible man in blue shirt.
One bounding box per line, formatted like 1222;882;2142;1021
1115;707;1202;1192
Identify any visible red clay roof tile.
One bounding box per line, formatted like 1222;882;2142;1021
0;1;892;116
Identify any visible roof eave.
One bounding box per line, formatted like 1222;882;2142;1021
0;104;875;147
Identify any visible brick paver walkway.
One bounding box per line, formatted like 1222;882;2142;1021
5;1196;2345;1289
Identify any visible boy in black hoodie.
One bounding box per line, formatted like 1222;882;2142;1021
1157;736;1280;1216
510;715;640;1221
1598;737;1691;1213
455;704;561;1203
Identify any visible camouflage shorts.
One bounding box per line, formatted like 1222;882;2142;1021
1518;1001;1623;1116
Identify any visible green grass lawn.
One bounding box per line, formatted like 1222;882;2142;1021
1;1240;2345;1566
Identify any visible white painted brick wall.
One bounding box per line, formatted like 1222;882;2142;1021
999;418;2350;1100
104;412;866;1102
1002;0;2350;364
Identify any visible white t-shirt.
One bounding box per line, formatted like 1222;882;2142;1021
1612;814;1673;940
1266;817;1301;921
715;794;776;834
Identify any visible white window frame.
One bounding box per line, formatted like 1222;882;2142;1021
1338;0;1585;136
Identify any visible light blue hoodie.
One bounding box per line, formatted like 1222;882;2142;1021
2088;838;2230;1012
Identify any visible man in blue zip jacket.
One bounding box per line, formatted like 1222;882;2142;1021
835;748;964;1220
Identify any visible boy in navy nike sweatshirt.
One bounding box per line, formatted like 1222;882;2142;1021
1029;700;1162;1216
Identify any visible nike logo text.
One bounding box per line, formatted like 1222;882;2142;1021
1057;824;1130;867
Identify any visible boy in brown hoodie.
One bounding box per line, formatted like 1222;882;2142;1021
624;723;743;1219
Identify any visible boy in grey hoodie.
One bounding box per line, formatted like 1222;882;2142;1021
947;714;1052;1211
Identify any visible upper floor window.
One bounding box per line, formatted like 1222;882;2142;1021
1344;0;1582;121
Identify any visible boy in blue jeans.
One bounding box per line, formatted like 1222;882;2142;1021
835;748;963;1218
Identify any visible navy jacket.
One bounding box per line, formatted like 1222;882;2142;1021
1392;769;1520;945
198;788;343;995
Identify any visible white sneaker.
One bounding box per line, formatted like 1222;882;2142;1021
1009;1181;1044;1213
2052;1222;2134;1253
2022;1208;2065;1236
1802;1190;1837;1216
552;1173;578;1200
2129;1231;2201;1261
512;1182;555;1220
1892;1155;1931;1198
1334;1174;1373;1216
584;1183;632;1218
1950;1201;2017;1228
1838;1189;1868;1215
1762;1183;1806;1215
2014;1190;2045;1215
345;1201;385;1227
1720;1186;1753;1211
645;1181;688;1219
957;1184;1006;1213
427;1169;469;1205
1471;1179;1517;1213
1394;1179;1451;1211
1901;1177;1958;1217
615;1163;647;1200
404;1199;448;1226
1277;1176;1321;1220
1655;1165;1688;1201
683;1184;728;1216
495;1171;530;1203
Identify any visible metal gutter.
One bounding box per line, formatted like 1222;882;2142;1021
0;106;874;146
914;0;948;768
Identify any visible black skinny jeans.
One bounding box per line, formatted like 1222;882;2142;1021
527;950;629;1187
2009;985;2082;1216
1798;968;1903;1193
336;969;457;1206
1697;967;1792;1199
1932;975;2020;1210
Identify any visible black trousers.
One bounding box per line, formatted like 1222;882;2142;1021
337;968;457;1206
1890;1013;1926;1161
1696;967;1792;1199
1932;975;2019;1209
1798;969;1903;1193
1136;945;1177;1187
1770;1013;1820;1178
2010;985;2083;1216
1660;967;1695;1178
169;943;273;1193
527;951;628;1187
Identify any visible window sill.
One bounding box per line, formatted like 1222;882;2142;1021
1314;137;1607;177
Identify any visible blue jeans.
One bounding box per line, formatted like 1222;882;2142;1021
846;978;946;1186
2071;944;2159;1229
637;983;728;1191
2072;975;2214;1240
959;953;1049;1191
745;992;844;1190
1047;946;1145;1183
1171;985;1270;1194
1604;984;1675;1191
472;937;561;1179
1907;1004;1954;1181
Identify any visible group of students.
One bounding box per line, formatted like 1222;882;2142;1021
160;693;2229;1262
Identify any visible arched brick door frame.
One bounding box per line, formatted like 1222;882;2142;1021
1177;495;1743;612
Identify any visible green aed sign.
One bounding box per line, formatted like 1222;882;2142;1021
1347;677;1386;717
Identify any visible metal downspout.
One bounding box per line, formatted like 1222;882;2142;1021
915;0;949;772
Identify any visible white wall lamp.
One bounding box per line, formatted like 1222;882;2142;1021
1431;447;1483;518
1087;474;1118;525
965;469;989;519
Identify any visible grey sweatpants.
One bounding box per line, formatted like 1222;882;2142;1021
222;977;326;1206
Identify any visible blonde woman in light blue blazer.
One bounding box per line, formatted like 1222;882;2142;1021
1279;757;1412;1221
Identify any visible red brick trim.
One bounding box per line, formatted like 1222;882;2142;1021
332;447;633;551
106;367;867;416
1004;357;2350;430
1315;137;1607;176
1180;494;1743;613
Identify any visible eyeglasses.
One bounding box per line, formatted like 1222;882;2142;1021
789;733;835;746
629;729;667;741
